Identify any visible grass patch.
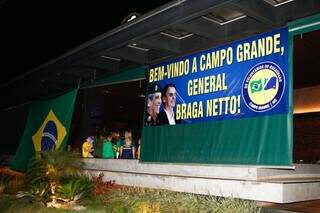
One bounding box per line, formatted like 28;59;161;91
105;187;261;213
1;185;261;212
0;194;106;213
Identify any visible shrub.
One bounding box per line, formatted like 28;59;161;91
57;175;94;203
26;150;84;188
24;149;93;209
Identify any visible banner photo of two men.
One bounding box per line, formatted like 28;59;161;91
145;83;179;126
144;27;289;127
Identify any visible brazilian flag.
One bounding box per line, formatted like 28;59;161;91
250;79;263;94
11;89;78;172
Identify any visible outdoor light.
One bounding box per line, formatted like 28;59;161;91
160;28;193;40
121;12;141;24
264;0;294;7
128;43;150;51
202;8;246;25
100;55;121;62
127;14;137;22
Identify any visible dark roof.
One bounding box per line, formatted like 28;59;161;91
1;0;319;110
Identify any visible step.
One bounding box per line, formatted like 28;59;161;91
83;159;320;203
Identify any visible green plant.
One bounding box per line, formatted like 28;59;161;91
25;149;86;207
57;175;93;203
28;182;51;201
26;150;84;186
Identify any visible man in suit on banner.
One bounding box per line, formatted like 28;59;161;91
158;84;178;125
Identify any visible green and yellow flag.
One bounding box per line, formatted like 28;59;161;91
11;89;78;171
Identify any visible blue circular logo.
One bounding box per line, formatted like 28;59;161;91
242;62;285;112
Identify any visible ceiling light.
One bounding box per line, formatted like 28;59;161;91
202;8;246;25
121;12;141;24
128;43;150;51
264;0;294;7
160;28;193;40
100;55;121;62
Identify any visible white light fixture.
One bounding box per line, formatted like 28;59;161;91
121;12;141;24
128;43;150;51
127;14;137;22
160;28;193;40
264;0;294;7
202;8;246;25
100;55;121;62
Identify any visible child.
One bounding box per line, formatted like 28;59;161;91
82;136;94;158
120;130;135;159
102;132;115;159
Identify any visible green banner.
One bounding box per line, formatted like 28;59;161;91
141;114;292;166
141;28;293;166
11;89;78;172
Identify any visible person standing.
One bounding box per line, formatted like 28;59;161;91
120;130;135;159
102;132;115;159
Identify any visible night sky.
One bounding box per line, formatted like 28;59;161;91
0;0;171;85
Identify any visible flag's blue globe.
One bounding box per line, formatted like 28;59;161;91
41;120;58;151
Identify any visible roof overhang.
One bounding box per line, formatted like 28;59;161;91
1;0;320;110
